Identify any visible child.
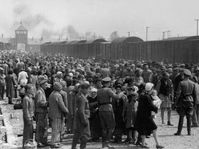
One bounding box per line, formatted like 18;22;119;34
151;90;162;118
123;86;138;144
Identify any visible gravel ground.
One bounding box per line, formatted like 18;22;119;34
1;99;199;149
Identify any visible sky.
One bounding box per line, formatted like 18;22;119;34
0;0;199;41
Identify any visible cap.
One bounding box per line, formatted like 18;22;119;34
53;82;62;91
37;75;48;85
183;69;192;77
145;82;154;91
102;77;111;82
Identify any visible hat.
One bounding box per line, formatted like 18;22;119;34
195;67;199;71
183;69;192;77
145;82;154;91
53;82;62;91
127;86;138;93
90;87;97;92
37;75;48;85
102;77;111;82
79;82;90;89
68;72;73;77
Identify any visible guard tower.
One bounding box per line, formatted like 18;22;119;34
15;22;28;51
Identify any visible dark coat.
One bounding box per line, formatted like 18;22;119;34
48;91;68;120
74;93;90;139
5;74;17;98
135;93;158;135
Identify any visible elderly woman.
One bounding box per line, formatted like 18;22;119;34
22;84;35;147
87;87;101;141
135;83;164;149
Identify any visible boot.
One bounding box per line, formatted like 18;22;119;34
71;136;78;149
187;115;191;135
175;115;184;135
80;137;87;149
167;121;173;126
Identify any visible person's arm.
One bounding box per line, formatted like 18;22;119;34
36;91;48;107
57;94;69;114
155;80;161;94
146;95;158;113
175;82;182;106
78;97;88;126
23;97;31;121
108;88;120;100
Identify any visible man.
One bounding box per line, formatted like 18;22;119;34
142;64;153;83
97;77;122;148
0;67;5;100
18;68;28;86
35;75;49;147
49;82;69;148
72;82;90;149
191;77;199;127
22;84;35;147
174;69;196;136
156;72;174;125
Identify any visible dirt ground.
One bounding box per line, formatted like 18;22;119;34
1;99;199;149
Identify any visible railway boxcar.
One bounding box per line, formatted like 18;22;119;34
111;37;144;60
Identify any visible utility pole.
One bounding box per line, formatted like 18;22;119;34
166;30;170;38
128;32;130;37
195;19;199;36
146;26;149;41
162;31;166;40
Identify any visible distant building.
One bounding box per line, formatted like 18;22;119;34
15;21;28;51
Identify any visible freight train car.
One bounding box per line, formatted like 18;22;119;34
40;36;199;63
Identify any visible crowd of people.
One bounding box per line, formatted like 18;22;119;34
0;50;198;149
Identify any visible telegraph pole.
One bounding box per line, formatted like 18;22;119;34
166;30;170;38
146;27;149;41
128;32;130;37
195;19;199;36
162;31;166;40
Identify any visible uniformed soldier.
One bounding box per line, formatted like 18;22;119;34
71;82;90;149
35;75;49;147
97;77;122;148
174;69;196;136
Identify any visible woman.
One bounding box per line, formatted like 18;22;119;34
5;69;17;104
22;84;35;148
135;82;164;149
87;87;101;141
123;86;138;144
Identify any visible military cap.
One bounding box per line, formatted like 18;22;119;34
102;77;111;82
183;69;192;77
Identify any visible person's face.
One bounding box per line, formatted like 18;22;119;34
41;82;48;90
27;86;35;97
82;88;89;95
91;92;97;98
116;87;121;94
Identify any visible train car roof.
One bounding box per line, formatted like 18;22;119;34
164;36;199;41
111;36;144;44
85;38;107;44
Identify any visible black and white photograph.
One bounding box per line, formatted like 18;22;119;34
0;0;199;149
